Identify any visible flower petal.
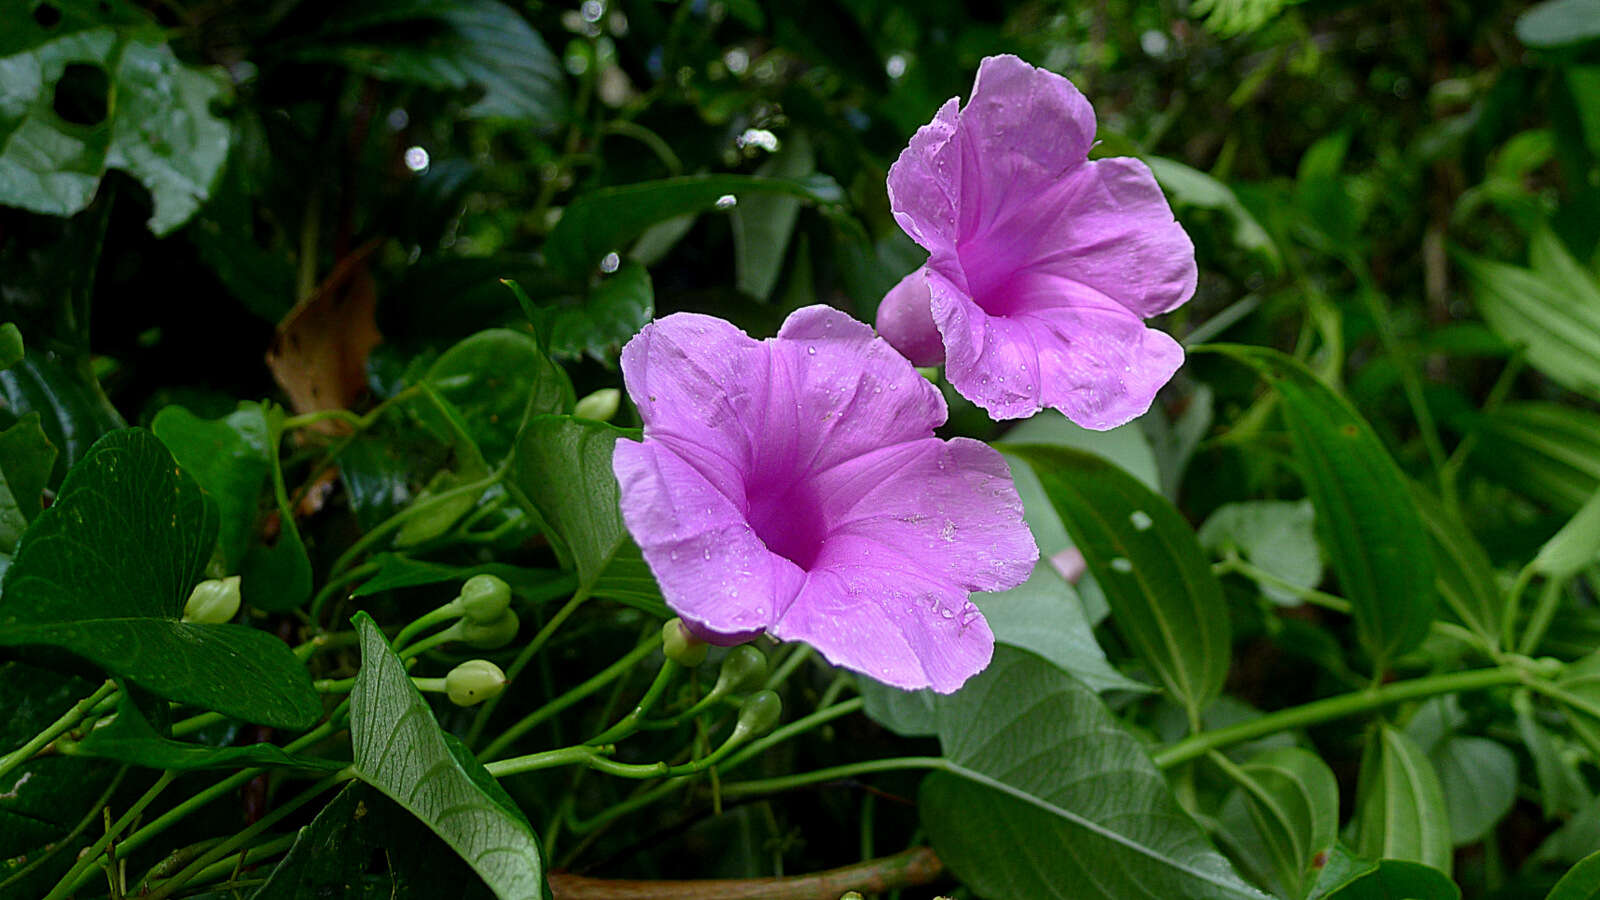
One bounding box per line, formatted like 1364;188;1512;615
613;439;803;638
812;437;1037;593
931;269;1184;427
886;98;962;254
874;267;946;367
962;157;1197;319
955;55;1097;245
772;566;994;693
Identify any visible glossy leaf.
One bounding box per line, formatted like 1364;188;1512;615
1547;848;1600;900
0;323;21;370
0;414;55;554
153;403;272;572
1533;488;1600;580
922;648;1267;900
351;553;572;601
1319;860;1460;900
1515;0;1600;47
1006;443;1230;720
543;173;846;280
732;132;814;300
0;429;319;729
0;353;124;486
1410;484;1502;649
1202;345;1435;667
1469;402;1600;512
1217;747;1340;900
71;685;340;772
1516;690;1591;818
424;328;573;465
0;12;231;233
349;613;545;899
1431;735;1517;846
527;262;655;364
511;416;644;594
1350;725;1452;874
1148;156;1279;268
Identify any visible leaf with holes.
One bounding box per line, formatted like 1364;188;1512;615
349;613;545;900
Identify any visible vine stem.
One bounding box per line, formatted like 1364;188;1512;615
1152;666;1527;768
480;638;657;761
0;679;116;782
466;588;595;751
46;770;178;900
544;846;942;900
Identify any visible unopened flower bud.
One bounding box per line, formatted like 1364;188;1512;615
661;618;708;667
574;387;621;422
455;574;512;624
445;659;507;706
713;645;767;695
456;610;520;649
182;576;241;624
731;690;782;741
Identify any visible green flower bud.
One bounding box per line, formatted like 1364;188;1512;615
182;576;241;624
445;659;507;707
574;387;621;422
455;610;520;649
731;690;782;742
455;574;513;625
713;645;767;695
661;618;708;667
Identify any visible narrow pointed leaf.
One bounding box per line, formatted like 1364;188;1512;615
1319;860;1460;900
1201;345;1434;667
1218;747;1340;900
1006;444;1229;718
349;613;545;899
1547;848;1600;900
1469;402;1600;512
1350;725;1453;873
1410;484;1501;649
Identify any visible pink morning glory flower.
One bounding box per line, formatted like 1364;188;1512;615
877;54;1197;429
612;305;1038;693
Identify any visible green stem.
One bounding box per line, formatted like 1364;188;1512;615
465;588;593;750
480;638;658;761
1518;577;1565;657
0;680;116;782
1152;666;1527;769
392;601;464;652
145;770;351;900
764;644;814;690
1352;274;1449;481
325;467;506;584
719;756;946;801
306;562;381;625
46;770;178;900
149;833;297;895
1502;562;1538;651
587;659;679;745
0;765;127;895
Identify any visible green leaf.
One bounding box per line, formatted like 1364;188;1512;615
424;328;574;466
1319;860;1460;900
351;553;571;600
1006;443;1230;720
349;613;545;899
1147;157;1279;269
1459;249;1600;399
1202;345;1435;667
1430;735;1517;846
153;403;272;572
1350;725;1453;874
297;0;565;127
1217;748;1340;900
1469;402;1600;512
1515;0;1600;48
1547;848;1600;900
1516;690;1591;818
0;323;21;371
732;132;814;300
0;429;319;729
252;781;497;900
1533;489;1600;580
527;262;655;364
922;647;1267;900
543;173;846;280
511;416;645;595
0;12;232;233
0;413;55;554
71;685;341;772
1410;485;1502;650
0;352;124;486
1199;500;1322;606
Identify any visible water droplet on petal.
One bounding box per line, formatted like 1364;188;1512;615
807;346;817;355
703;548;712;560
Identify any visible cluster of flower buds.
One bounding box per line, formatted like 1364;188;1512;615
442;574;520;649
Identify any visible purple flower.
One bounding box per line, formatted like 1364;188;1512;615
612;306;1038;693
877;54;1197;429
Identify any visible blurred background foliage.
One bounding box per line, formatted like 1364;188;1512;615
5;0;1600;895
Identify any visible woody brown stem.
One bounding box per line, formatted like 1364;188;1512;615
547;847;943;900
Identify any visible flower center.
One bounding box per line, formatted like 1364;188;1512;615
744;478;829;571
